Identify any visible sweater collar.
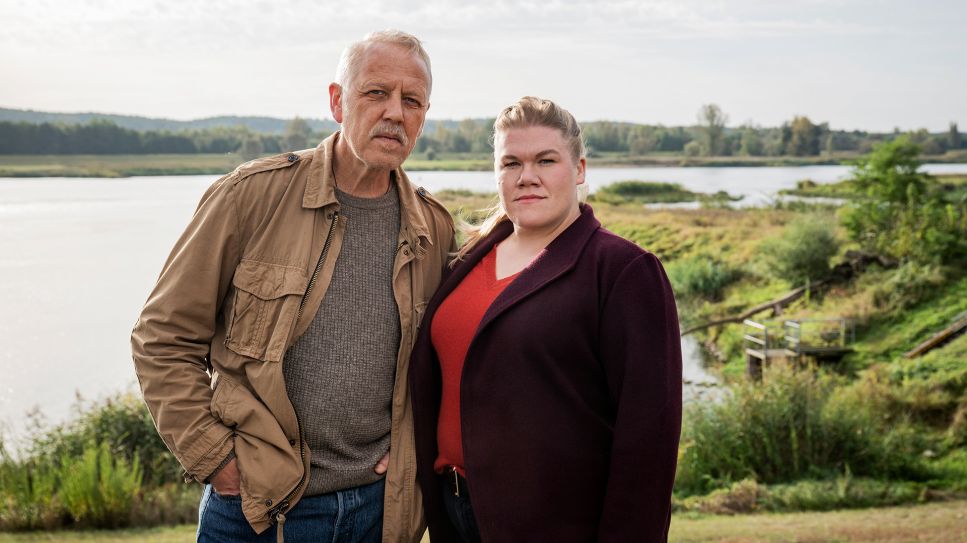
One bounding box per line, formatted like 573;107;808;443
302;132;432;244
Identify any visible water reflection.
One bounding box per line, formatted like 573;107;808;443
681;335;727;403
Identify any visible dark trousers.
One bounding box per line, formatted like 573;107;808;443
440;475;482;543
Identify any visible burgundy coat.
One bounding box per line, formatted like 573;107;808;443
409;205;682;542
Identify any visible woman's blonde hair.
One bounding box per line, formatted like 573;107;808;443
453;96;587;263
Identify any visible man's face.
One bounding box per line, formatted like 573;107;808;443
330;43;430;171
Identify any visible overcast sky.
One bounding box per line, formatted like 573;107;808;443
1;0;964;131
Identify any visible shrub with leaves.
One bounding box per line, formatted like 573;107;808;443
59;441;142;528
28;392;180;487
0;444;63;530
760;215;839;285
840;137;966;265
666;255;740;301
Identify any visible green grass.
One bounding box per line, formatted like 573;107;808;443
669;499;967;543
779;178;859;198
0;154;243;177
0;526;195;542
852;271;967;362
3;501;966;542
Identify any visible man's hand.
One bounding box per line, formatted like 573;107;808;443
374;450;390;475
211;458;241;496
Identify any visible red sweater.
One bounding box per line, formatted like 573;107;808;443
430;246;518;475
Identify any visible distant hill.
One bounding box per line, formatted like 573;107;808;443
0;107;480;135
0;107;341;134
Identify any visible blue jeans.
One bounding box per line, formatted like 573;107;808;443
197;478;385;542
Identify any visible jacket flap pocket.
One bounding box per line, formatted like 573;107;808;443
232;260;307;300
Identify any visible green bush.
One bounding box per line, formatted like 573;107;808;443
0;445;63;530
840;137;967;265
602;180;686;197
28;392;181;487
0;392;199;531
675;476;926;514
927;448;967;491
764;476;925;512
666;256;740;301
593;180;696;204
676;364;928;495
59;442;142;528
130;484;200;527
759;215;839;285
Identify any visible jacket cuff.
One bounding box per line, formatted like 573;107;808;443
204;447;237;484
185;429;235;484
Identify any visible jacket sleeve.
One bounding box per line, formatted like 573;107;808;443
131;175;241;483
596;252;682;543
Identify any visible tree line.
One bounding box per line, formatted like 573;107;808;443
0;106;962;158
0;118;323;158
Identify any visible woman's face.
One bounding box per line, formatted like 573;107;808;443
494;125;586;237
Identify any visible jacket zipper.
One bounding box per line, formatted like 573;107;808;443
270;210;339;526
297;211;339;321
268;409;304;534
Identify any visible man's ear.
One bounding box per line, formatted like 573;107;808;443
329;83;343;124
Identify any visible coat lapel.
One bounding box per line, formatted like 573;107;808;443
419;205;602;357
477;205;601;333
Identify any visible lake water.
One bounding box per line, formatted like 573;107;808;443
2;163;966;440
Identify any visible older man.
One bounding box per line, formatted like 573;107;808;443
132;30;454;543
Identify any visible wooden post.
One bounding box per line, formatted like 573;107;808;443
747;353;763;381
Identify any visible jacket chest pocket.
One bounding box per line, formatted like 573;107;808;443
225;260;308;362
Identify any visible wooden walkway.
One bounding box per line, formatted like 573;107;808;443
744;318;854;379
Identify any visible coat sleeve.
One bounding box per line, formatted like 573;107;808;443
130;175;241;483
596;252;682;543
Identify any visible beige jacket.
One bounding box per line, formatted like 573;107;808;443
131;133;454;540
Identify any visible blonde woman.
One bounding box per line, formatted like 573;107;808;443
409;97;682;542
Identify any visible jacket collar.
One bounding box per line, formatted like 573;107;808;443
433;204;601;330
303;132;432;244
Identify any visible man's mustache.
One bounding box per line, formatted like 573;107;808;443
370;123;409;146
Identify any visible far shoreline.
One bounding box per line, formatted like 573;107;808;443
2;152;967;178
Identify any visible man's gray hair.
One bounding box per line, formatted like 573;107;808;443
335;30;432;96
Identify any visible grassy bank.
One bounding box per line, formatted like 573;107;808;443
0;155;241;177
669;499;967;543
3;150;966;178
779;173;967;200
3;500;965;542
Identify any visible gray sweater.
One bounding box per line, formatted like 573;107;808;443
283;184;401;495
